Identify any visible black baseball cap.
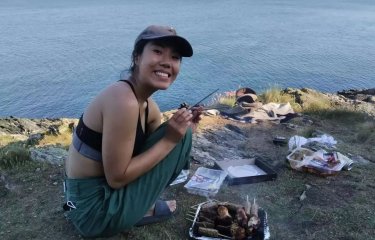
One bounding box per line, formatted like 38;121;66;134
135;25;193;57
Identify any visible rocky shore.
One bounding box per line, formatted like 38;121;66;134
1;87;374;167
1;87;374;239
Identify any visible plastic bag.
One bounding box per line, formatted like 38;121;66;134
288;134;337;151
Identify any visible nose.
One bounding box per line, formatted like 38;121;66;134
160;61;171;68
159;54;172;68
159;48;175;68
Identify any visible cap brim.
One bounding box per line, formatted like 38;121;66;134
142;35;193;57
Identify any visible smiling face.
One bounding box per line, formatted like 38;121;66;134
134;40;182;90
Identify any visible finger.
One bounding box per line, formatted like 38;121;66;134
172;108;187;120
192;108;202;120
192;109;202;117
175;109;193;122
191;106;204;112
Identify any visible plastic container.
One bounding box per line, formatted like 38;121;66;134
287;148;346;176
286;148;315;170
184;167;227;197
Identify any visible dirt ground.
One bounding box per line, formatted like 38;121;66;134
1;111;375;240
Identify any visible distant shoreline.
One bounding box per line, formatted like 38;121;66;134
1;87;374;137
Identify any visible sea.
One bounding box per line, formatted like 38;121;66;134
1;0;374;118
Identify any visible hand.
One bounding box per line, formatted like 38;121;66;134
165;108;193;143
190;106;203;133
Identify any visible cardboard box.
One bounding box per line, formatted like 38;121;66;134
214;157;277;185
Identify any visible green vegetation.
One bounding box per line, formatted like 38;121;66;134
305;108;369;122
0;122;73;168
356;121;375;143
212;92;236;107
0;142;30;168
260;86;296;105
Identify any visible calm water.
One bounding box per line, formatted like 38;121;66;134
1;0;374;118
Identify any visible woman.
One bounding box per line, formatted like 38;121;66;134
64;25;202;237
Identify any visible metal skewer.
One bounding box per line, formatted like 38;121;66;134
188;88;220;110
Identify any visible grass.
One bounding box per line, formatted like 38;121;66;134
260;87;294;103
304;108;375;158
0;142;30;169
259;86;302;111
356;121;375;143
212;86;336;114
210;91;236;107
37;124;73;148
0;135;27;147
0;120;73;169
305;108;370;123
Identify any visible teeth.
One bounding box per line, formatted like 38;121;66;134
155;71;168;77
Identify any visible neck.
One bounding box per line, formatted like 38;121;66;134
128;75;155;102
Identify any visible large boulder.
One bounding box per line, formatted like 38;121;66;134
29;146;68;165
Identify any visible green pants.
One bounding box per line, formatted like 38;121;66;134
64;123;192;237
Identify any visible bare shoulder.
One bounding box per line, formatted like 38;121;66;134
82;81;137;131
100;81;138;110
101;81;139;146
88;81;139;129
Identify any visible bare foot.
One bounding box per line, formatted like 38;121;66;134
144;200;176;217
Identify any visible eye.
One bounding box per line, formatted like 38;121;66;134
172;54;181;61
153;48;162;54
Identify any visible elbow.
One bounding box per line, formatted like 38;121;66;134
103;163;132;189
108;181;122;189
106;177;126;189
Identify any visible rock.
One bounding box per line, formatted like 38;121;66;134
68;122;75;131
205;109;220;116
367;96;375;103
48;125;60;135
27;133;44;145
190;120;250;168
0;117;77;136
29;146;68;165
338;88;375;103
190;149;216;167
224;124;245;136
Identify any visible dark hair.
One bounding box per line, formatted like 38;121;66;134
128;39;148;75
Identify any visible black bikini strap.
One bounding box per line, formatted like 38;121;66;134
119;80;149;134
145;102;149;134
119;79;137;97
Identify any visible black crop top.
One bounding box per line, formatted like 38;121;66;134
75;80;149;157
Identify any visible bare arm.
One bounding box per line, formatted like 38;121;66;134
101;86;192;189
